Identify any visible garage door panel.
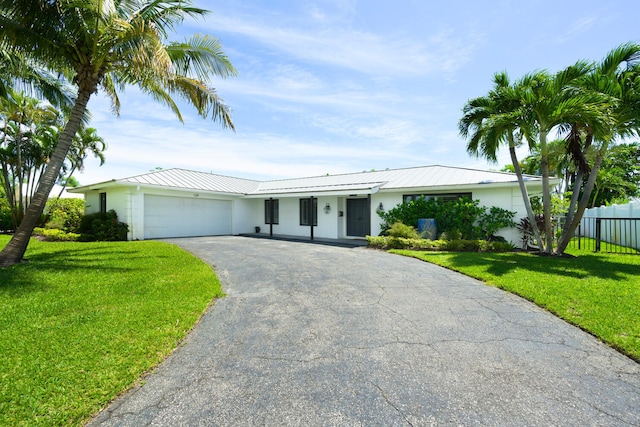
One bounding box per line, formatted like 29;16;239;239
144;195;232;239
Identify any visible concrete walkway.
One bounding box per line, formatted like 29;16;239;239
88;236;640;426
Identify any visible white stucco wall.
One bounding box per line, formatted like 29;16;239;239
257;196;340;239
79;182;538;244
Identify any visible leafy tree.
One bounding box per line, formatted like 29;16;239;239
0;0;236;267
515;141;640;207
589;142;640;206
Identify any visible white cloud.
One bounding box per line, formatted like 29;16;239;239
203;14;477;76
555;16;598;43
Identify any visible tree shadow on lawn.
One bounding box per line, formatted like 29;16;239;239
0;244;173;295
421;251;639;282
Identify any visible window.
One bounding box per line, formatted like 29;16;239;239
403;193;471;204
99;192;107;214
265;199;279;224
299;198;317;226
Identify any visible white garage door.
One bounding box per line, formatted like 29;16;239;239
144;195;232;239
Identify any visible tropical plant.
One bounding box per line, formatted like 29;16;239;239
379;197;513;240
57;126;106;197
0;0;236;267
556;44;640;254
512;64;614;253
0;50;74;109
462;43;640;255
477;206;516;241
459;72;544;250
0;89;60;228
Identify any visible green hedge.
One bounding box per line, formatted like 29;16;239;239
367;235;514;252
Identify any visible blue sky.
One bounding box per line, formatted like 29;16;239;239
78;0;640;185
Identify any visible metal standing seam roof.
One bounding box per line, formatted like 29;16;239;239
73;165;542;196
252;165;531;194
115;168;260;194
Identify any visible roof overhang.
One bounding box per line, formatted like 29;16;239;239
68;180;246;197
245;183;383;198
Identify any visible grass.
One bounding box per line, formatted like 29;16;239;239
0;235;224;427
391;246;640;363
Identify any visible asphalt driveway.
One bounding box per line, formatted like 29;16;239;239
88;236;640;426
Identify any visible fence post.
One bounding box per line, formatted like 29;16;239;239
578;223;581;250
595;218;601;252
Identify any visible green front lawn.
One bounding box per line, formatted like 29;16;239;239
391;247;640;362
0;236;224;427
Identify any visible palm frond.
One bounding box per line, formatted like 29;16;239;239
166;34;237;81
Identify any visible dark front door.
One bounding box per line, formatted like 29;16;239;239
346;198;369;237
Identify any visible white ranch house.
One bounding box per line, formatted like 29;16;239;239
70;165;551;244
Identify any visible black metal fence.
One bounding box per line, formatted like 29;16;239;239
566;216;640;254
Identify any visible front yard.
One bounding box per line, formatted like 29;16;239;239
0;236;223;427
392;247;640;363
1;234;638;426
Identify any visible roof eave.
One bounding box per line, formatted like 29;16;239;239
69;181;247;197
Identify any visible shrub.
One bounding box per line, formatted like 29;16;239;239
366;235;514;252
78;210;129;241
517;215;545;249
477;206;516;240
0;197;12;231
42;198;85;232
379;197;483;239
379;197;517;241
439;230;462;241
386;222;420;239
33;227;81;241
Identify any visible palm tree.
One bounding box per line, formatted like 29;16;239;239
460;72;544;251
556;43;640;255
515;64;613;253
0;50;74;110
0;0;236;267
57;126;106;197
0;89;59;228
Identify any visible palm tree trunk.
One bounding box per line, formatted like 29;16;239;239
539;133;554;253
555;154;605;255
558;168;584;244
57;164;77;198
509;136;543;251
0;89;92;267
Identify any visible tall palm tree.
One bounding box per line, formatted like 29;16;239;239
515;64;613;253
57;126;106;197
459;72;544;250
0;89;59;228
0;0;236;267
556;43;640;255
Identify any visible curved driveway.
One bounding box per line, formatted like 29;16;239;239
88;236;640;426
